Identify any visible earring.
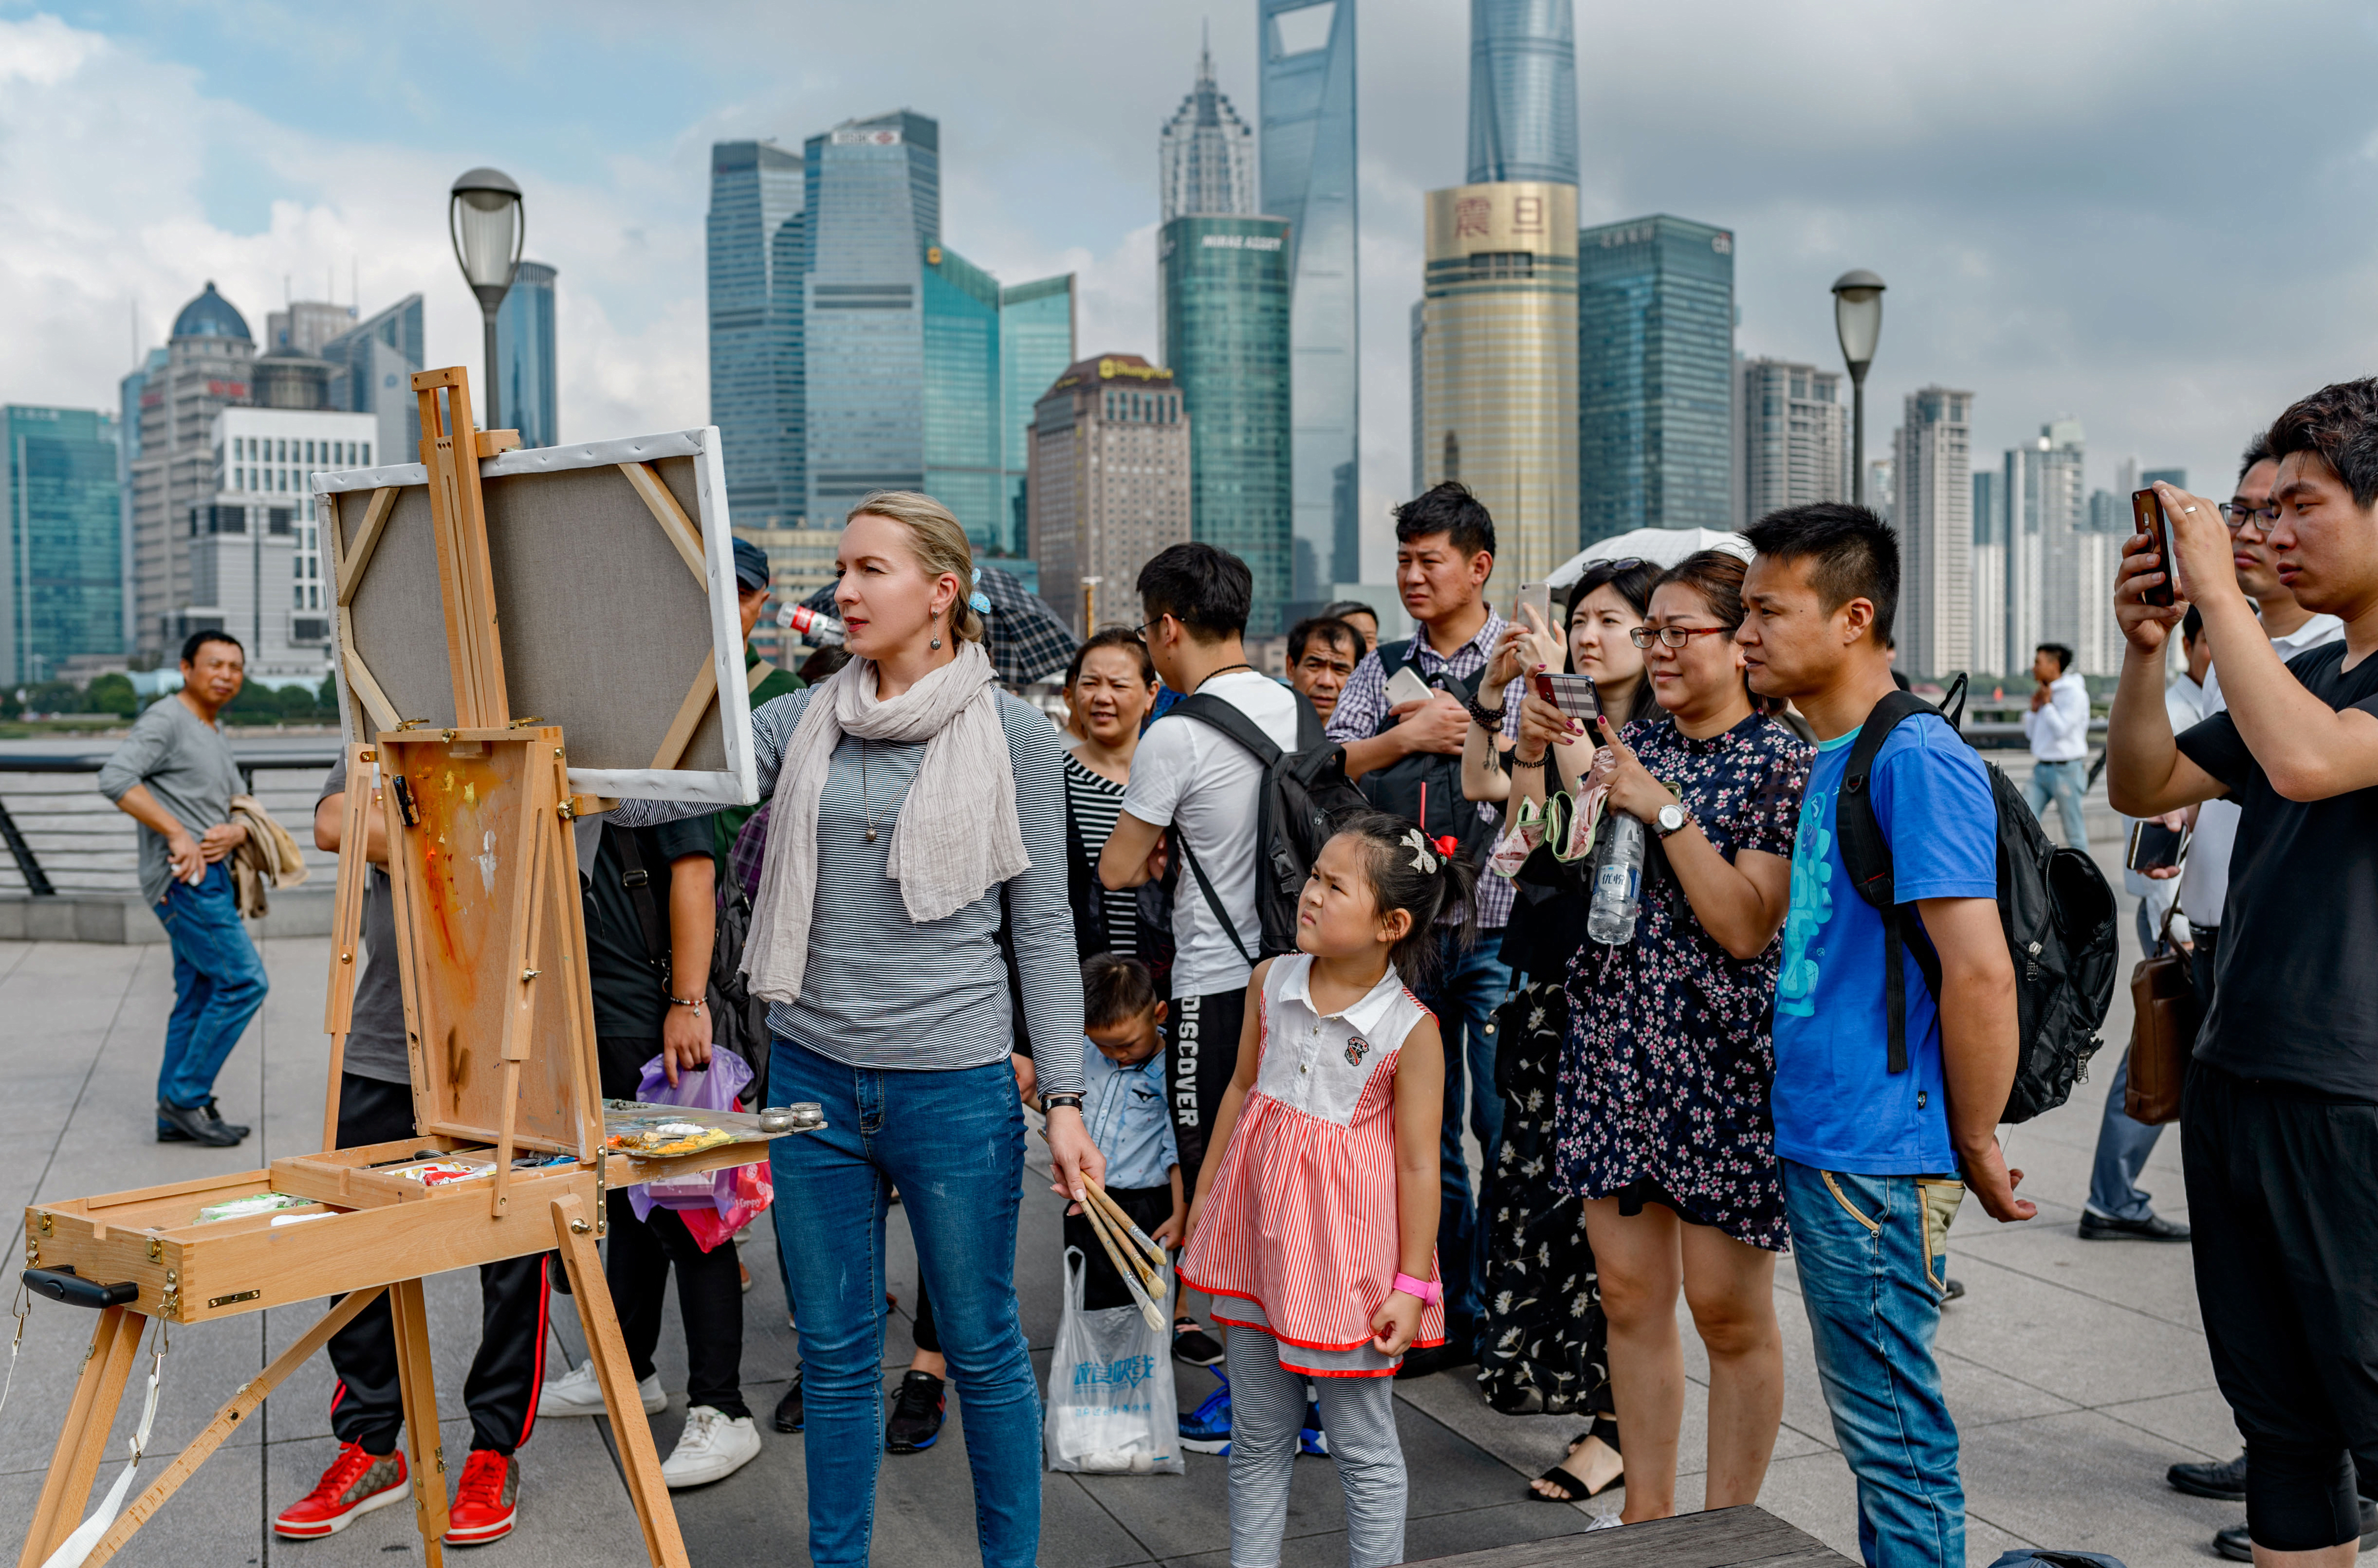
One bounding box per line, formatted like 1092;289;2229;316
930;637;941;650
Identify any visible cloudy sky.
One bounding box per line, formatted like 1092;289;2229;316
6;1;2376;572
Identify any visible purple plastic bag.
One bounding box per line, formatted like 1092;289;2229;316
627;1046;752;1219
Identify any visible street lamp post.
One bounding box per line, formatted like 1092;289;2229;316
448;168;525;429
1831;270;1886;507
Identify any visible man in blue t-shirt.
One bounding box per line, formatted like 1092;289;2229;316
1739;503;2031;1568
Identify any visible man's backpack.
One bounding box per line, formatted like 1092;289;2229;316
1357;639;1501;872
1835;677;2120;1125
608;823;770;1086
1166;689;1368;964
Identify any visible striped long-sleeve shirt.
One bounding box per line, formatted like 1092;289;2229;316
610;688;1086;1096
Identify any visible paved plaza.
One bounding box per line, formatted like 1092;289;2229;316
0;822;2252;1566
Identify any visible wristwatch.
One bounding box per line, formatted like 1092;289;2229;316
1041;1092;1084;1114
1654;802;1691;839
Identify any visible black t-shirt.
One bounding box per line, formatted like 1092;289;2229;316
2176;640;2378;1098
584;816;717;1049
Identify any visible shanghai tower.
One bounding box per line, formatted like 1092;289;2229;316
1466;0;1578;185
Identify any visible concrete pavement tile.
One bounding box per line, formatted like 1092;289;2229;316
2096;1387;2244;1464
0;1439;266;1568
1946;1221;2204;1334
1930;1253;2217;1408
1742;1449;1865;1562
1958;1409;2246;1568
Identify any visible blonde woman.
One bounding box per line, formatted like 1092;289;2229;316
609;492;1100;1568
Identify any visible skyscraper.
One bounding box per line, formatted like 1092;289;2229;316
1415;182;1579;591
497;261;558;449
319;294;424;467
1577;215;1736;543
128;282;256;659
1028;357;1192;637
922;244;1003;546
1971;468;2006;677
998;277;1077;559
1466;0;1578;185
1260;0;1360;598
707;139;806;527
1161;35;1258;222
2;406;121;683
1892;386;1972;681
1162;215;1293;631
803;113;939;526
265;301;355;359
2023;419;2121;673
1737;357;1846;526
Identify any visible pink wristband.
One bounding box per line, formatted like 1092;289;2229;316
1391;1272;1441;1306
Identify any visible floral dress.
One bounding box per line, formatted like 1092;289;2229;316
1557;712;1811;1252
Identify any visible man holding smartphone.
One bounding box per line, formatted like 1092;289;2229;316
2022;642;2091;847
1326;481;1510;1375
2106;382;2378;1567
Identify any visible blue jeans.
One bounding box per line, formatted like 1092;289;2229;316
769;1038;1037;1568
1781;1159;1966;1568
2086;900;2168;1222
1414;927;1510;1341
153;861;267;1114
2025;757;2088;848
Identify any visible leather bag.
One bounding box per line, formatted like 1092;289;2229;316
2124;907;2197;1127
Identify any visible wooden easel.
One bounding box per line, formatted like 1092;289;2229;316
17;367;778;1568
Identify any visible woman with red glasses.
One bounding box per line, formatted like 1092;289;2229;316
1512;549;1811;1529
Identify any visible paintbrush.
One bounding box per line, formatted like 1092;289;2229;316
1079;1192;1167;1332
1082;1180;1170;1273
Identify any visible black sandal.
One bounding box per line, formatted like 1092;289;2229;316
1527;1416;1622;1502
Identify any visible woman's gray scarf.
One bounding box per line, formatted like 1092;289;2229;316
743;640;1026;1004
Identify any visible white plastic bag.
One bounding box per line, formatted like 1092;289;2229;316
1043;1247;1184;1474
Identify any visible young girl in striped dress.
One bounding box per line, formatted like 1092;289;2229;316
1179;810;1465;1568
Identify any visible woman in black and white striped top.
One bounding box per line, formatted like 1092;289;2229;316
610;492;1099;1568
1062;628;1159;958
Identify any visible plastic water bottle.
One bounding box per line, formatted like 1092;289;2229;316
775;603;847;645
1587;811;1645;945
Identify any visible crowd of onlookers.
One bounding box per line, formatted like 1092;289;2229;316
97;374;2378;1567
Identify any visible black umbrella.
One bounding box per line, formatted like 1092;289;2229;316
799;564;1078;685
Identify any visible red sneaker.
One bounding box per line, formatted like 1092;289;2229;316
274;1440;407;1538
443;1449;519;1546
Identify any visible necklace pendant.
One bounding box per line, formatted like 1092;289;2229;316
865;827;878;842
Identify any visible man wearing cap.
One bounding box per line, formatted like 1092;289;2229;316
714;539;805;873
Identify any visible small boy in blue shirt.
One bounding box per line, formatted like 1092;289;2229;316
1071;954;1184;1313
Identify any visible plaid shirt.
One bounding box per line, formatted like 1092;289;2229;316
1327;611;1515;929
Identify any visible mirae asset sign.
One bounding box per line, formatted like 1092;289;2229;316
1199;232;1283;251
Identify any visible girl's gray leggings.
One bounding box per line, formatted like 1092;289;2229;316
1226;1328;1407;1568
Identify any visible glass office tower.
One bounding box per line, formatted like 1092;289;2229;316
496;261;558;449
2;406;122;682
320;293;424;472
707;139;806;526
922;245;1004;549
1260;0;1360;600
1467;0;1578;185
1415;182;1578;594
1577;213;1736;543
1161;215;1293;633
998;276;1077;560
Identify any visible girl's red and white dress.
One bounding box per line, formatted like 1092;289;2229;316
1180;953;1445;1376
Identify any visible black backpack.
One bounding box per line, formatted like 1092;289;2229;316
1166;689;1368;964
1357;639;1502;871
1835;677;2120;1124
607;823;770;1090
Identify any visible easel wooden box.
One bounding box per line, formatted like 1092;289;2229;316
18;367;774;1568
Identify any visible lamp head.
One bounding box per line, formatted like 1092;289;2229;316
449;167;525;314
1831;268;1886;376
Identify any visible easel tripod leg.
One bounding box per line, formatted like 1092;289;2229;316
18;1306;142;1568
550;1194;688;1568
388;1279;451;1568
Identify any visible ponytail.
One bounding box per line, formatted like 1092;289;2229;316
1331;810;1477;988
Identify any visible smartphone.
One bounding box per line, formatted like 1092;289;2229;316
2125;820;2190;874
1383;665;1436;710
2131;488;2176;608
1514;581;1552;637
1530;670;1601;721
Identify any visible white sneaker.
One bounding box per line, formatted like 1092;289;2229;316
537;1359;665;1419
661;1405;762;1489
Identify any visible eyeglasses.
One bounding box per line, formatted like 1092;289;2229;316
1629;624;1733;649
2218;502;2279;529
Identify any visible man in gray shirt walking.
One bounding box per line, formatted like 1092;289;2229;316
96;631;267;1147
